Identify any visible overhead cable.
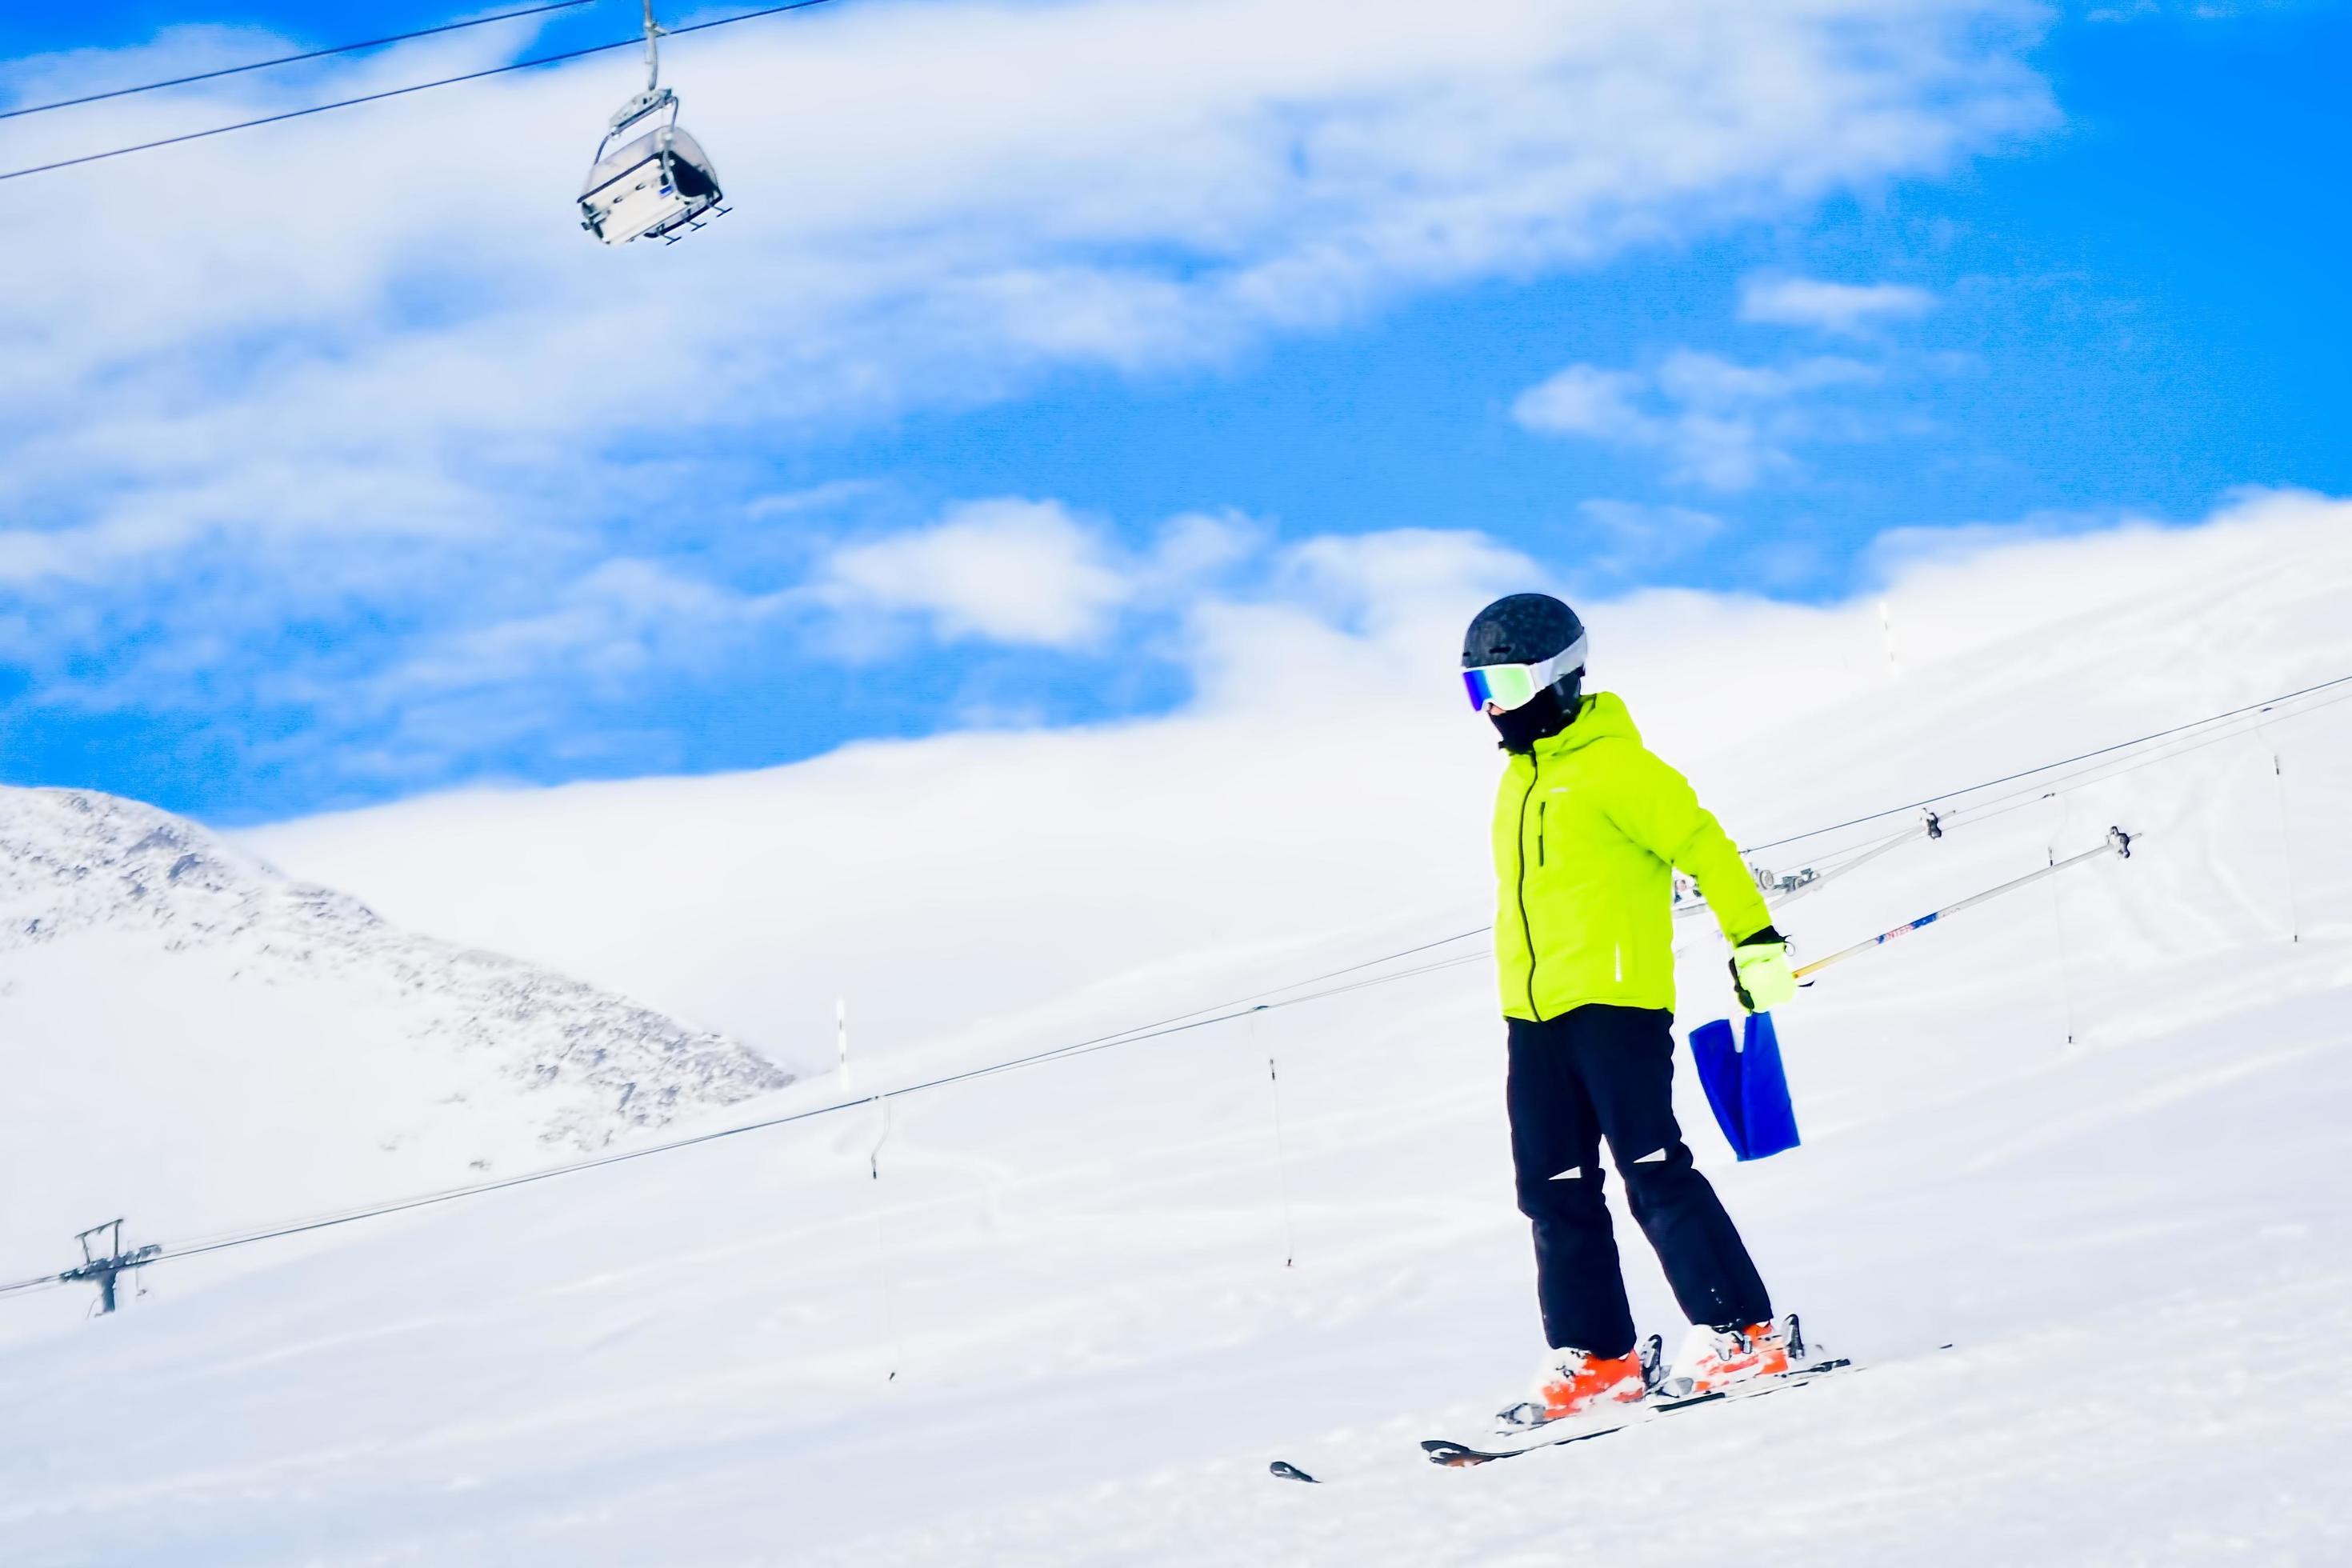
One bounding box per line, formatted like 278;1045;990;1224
1739;670;2352;855
127;998;1334;1274
0;1;598;122
6;664;2350;1299
0;0;840;185
1927;686;2352;842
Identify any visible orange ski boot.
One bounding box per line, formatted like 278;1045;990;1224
1661;1318;1795;1398
1494;1344;1650;1434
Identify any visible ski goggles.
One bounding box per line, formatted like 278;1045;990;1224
1462;635;1586;713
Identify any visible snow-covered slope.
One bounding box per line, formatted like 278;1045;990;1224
240;493;2352;1074
0;788;792;1279
3;494;2351;1564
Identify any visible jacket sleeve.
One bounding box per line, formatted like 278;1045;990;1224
1595;742;1774;945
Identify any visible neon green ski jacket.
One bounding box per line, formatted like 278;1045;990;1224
1490;691;1771;1022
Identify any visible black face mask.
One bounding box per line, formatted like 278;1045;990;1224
1488;677;1582;753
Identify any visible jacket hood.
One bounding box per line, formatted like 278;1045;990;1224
1531;691;1639;757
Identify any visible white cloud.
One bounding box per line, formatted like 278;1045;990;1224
1514;350;1884;490
821;499;1134;649
2086;2;2257;20
0;0;2050;528
0;0;2051;790
1510;366;1656;442
815;500;1273;658
1655;350;1878;406
1577;499;1726;570
387;560;773;694
1182;528;1542;712
1141;510;1265;592
1739;275;1939;334
742;480;884;520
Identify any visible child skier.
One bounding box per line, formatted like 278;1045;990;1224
1461;592;1800;1432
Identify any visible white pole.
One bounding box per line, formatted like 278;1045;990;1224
1878;598;1901;680
2049;824;2080;1050
2265;736;2302;944
1252;1011;1298;1270
837;996;850;1090
867;1094;900;1382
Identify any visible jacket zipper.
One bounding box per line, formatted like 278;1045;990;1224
1537;800;1546;866
1515;753;1542;1020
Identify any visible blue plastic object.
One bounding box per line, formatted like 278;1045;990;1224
1689;1013;1801;1161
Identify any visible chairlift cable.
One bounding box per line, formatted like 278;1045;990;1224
130;938;1502;1262
1926;684;2352;840
108;950;1511;1269
0;1;598;122
1063;924;1494;1043
144;1001;1304;1268
6;664;2351;1300
1739;669;2352;855
0;0;841;185
1673;673;2352;926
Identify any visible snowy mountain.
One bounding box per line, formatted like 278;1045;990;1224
0;787;792;1277
3;496;2350;1563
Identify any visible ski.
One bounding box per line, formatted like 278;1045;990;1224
1419;1356;1854;1468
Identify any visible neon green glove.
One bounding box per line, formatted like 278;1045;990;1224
1729;926;1796;1013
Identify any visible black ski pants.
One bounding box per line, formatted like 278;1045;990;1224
1506;1004;1770;1358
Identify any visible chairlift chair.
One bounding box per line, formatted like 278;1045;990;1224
579;3;725;245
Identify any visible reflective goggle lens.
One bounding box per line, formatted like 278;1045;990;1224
1462;632;1586;714
1463;663;1541;711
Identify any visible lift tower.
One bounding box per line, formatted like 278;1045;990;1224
61;1220;158;1314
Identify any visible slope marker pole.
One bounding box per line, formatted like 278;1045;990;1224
2050;800;2081;1050
1252;1010;1297;1270
867;1094;902;1382
2263;734;2302;944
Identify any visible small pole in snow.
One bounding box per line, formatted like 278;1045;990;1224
836;996;850;1090
2267;741;2302;945
1878;598;1902;680
1253;1010;1298;1270
867;1094;902;1382
2049;804;2081;1050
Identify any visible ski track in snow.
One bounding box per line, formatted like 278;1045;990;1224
6;508;2352;1562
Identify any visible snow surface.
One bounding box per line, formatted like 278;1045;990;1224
0;789;792;1286
6;494;2352;1562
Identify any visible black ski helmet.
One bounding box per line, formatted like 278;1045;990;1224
1462;593;1587;750
1458;592;1590;682
1462;592;1585;673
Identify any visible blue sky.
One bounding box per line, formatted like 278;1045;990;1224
1;0;2346;823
